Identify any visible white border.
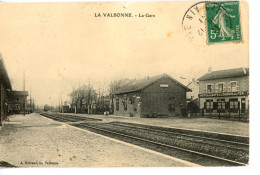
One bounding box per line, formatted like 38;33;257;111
1;0;260;175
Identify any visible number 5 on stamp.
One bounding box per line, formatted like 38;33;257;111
206;1;242;44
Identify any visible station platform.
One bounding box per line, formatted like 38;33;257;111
62;113;249;137
0;113;195;167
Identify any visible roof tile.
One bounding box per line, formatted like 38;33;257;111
198;68;249;81
113;73;191;94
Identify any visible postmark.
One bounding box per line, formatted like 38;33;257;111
205;1;242;43
182;1;208;50
182;1;242;46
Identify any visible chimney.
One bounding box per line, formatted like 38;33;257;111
192;78;195;82
208;66;212;73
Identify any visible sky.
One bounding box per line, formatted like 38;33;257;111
0;1;249;106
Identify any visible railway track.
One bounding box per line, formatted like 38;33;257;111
108;122;249;151
40;113;101;122
39;113;249;166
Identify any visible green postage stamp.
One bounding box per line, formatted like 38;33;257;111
206;1;242;44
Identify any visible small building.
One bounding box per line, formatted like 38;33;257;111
186;78;200;115
187;78;199;101
198;67;249;115
61;105;70;113
0;56;12;125
8;91;29;114
112;73;191;117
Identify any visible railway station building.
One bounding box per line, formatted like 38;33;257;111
112;73;191;117
8;91;29;114
198;67;249;116
0;55;12;126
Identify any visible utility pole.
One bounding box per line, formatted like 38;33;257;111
59;95;60;113
30;86;32;113
61;96;63;113
32;99;35;112
23;71;26;116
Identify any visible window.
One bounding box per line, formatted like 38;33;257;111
230;98;239;112
129;97;133;104
123;100;127;111
217;99;225;112
230;100;238;109
205;99;213;113
116;99;119;111
215;83;226;93
207;84;212;93
206;100;213;109
16;105;20;110
16;98;20;102
132;97;135;104
231;82;237;92
229;81;239;92
218;84;223;93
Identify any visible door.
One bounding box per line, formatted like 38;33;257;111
241;98;246;113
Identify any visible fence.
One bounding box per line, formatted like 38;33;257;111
187;109;249;122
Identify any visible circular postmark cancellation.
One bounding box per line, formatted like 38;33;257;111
182;1;242;46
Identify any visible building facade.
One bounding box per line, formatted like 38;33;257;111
8;91;29;114
112;74;191;117
198;68;249;115
0;56;12;125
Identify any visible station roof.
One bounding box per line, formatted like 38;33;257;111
112;73;191;95
0;55;12;90
11;91;29;96
198;68;249;81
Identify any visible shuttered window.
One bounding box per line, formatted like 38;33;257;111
216;82;226;93
206;84;213;93
230;81;239;92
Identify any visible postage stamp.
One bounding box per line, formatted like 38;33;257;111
205;1;242;43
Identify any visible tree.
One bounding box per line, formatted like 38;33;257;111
69;83;97;114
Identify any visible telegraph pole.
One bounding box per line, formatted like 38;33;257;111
59;95;60;113
23;71;25;116
30;86;32;113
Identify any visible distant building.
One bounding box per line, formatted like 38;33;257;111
112;74;191;117
61;105;70;113
198;67;249;115
186;78;200;114
8;91;29;114
0;56;12;125
187;78;199;101
61;101;70;113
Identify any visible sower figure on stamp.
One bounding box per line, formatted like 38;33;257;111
212;4;235;40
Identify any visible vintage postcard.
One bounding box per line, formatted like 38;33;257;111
0;0;249;168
